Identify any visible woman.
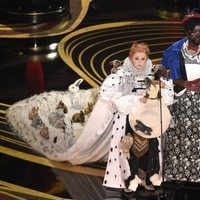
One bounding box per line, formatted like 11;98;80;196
102;42;173;191
161;11;200;182
6;42;173;169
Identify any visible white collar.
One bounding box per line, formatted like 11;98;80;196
182;40;200;63
123;57;153;77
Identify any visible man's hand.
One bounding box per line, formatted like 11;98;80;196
184;78;200;91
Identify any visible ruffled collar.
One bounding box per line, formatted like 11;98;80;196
123;57;153;77
182;40;200;63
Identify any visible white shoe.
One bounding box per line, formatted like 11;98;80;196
150;174;162;186
128;175;142;191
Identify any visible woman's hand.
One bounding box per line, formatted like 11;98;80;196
139;97;148;103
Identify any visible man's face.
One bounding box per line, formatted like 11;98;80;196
188;25;200;46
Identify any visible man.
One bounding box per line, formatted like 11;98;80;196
161;10;200;182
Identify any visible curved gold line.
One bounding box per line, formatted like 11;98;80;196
101;49;165;78
59;21;182;53
101;48;128;77
0;181;66;200
90;53;104;81
0;102;10;107
0;0;92;38
101;46;164;76
64;21;181;34
64;28;133;86
0;110;6;114
65;25;183;58
0;146;105;177
59;39;100;87
63;24;183;52
98;36;183;77
96;30;184;77
67;37;99;83
3;22;50;31
0;135;30;148
101;38;184;77
0;129;16;136
78;44;102;85
152;58;162;63
63;0;91;33
0;190;25;200
58;21;182;87
90;42;128;80
101;57;113;77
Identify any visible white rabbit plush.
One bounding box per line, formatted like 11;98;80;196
68;78;83;93
68;78;84;109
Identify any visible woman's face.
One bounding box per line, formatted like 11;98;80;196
188;25;200;46
130;52;148;70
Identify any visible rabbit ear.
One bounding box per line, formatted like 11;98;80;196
74;78;83;86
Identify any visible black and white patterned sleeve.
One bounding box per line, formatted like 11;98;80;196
99;72;123;101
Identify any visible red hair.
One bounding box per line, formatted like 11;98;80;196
129;42;150;59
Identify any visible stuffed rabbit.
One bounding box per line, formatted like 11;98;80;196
109;59;123;74
68;79;84;109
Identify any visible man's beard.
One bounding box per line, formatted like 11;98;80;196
190;37;200;46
